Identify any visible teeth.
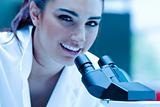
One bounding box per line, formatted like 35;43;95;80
61;43;80;51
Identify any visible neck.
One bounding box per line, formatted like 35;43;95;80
30;28;65;80
28;55;64;107
30;54;65;80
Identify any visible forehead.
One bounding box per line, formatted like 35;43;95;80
47;0;102;16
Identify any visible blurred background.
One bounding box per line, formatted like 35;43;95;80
0;0;160;100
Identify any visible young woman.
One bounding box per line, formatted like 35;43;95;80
0;0;104;107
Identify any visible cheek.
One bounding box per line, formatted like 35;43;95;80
43;18;59;38
85;31;98;50
42;16;68;41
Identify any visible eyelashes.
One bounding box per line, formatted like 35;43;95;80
57;14;99;27
58;15;73;22
86;21;99;27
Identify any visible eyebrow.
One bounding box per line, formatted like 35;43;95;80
88;16;101;20
58;8;79;17
58;8;101;20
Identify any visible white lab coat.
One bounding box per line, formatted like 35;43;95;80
0;26;104;107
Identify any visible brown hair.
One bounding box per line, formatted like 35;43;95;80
11;0;48;33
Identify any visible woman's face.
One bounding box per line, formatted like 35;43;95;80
33;0;103;65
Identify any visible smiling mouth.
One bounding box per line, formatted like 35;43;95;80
60;43;81;55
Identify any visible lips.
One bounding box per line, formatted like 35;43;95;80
60;43;81;55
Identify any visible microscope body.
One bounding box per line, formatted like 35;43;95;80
75;54;156;101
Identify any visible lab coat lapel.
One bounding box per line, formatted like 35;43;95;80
47;65;81;107
18;26;33;107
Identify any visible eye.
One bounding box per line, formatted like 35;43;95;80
86;21;99;27
58;15;73;22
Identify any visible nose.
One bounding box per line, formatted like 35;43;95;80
70;26;86;43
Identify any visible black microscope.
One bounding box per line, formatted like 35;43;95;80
74;54;156;101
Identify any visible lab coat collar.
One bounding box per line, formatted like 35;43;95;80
16;25;33;80
15;26;33;107
47;65;82;107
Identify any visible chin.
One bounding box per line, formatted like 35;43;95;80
64;60;75;66
65;62;75;66
59;57;75;66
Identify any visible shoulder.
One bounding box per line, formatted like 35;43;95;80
0;31;14;44
0;25;33;54
0;25;33;67
0;25;33;45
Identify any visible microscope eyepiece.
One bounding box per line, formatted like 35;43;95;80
75;54;95;75
98;55;114;67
